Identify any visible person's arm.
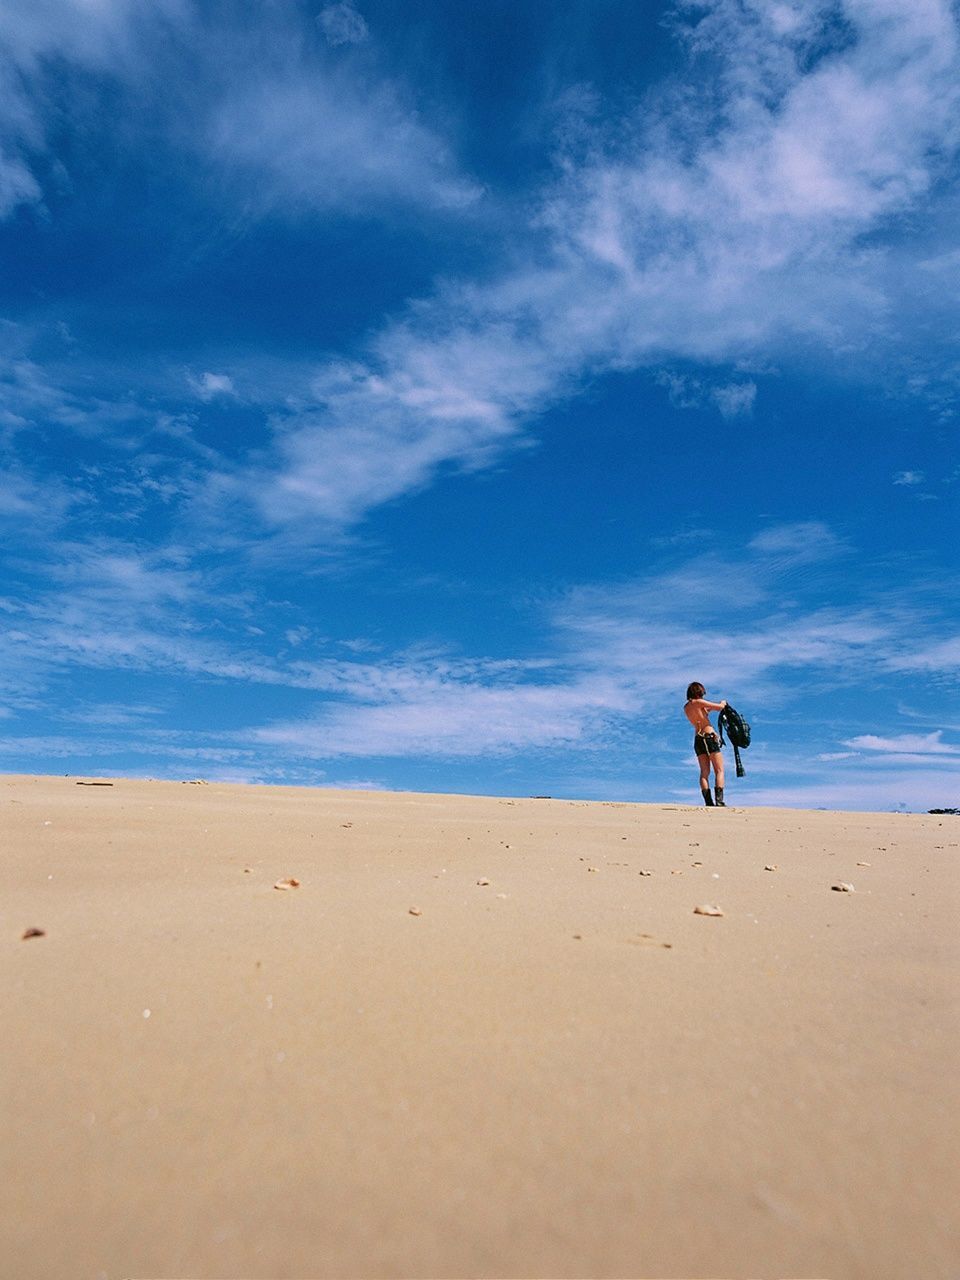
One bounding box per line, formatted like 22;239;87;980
700;699;727;711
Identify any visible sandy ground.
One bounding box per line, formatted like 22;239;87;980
2;775;958;1280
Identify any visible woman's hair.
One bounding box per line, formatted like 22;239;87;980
686;682;706;701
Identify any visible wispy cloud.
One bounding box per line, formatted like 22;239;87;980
747;521;845;560
317;3;369;48
844;731;960;756
254;673;629;760
1;514;955;807
0;0;479;227
206;62;481;217
203;0;960;538
188;371;236;401
712;380;757;418
743;770;960;811
5;4;959;544
0;0;189;214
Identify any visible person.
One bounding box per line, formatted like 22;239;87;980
683;682;727;806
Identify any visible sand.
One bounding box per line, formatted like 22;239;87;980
2;774;958;1280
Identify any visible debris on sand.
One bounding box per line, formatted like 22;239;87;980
273;877;300;891
764;864;779;871
831;882;855;893
408;906;422;916
693;904;724;917
476;878;490;886
21;927;46;940
76;781;113;786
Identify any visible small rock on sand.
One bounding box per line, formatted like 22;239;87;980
831;882;855;892
21;927;46;940
408;906;422;916
764;864;778;871
693;904;724;917
273;877;300;890
476;878;490;886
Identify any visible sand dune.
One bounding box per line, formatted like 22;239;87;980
3;774;958;1279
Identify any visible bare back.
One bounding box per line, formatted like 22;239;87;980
684;697;725;735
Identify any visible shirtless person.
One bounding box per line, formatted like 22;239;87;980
684;682;727;807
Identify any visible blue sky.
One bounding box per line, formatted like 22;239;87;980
1;0;959;809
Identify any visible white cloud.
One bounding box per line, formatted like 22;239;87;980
0;0;478;224
712;381;757;418
204;47;481;217
2;518;957;808
5;3;959;541
655;370;757;417
0;150;40;219
844;731;960;755
188;371;235;401
0;0;189;214
748;520;844;561
883;636;960;674
254;674;629;759
743;770;960;811
317;3;368;47
0;467;74;522
214;1;960;535
893;470;924;485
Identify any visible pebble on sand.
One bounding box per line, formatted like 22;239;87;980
832;882;855;892
476;878;490;886
273;877;300;890
693;904;724;917
21;927;46;940
764;864;779;871
408;906;422;916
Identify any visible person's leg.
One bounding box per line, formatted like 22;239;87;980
698;753;714;804
711;750;726;806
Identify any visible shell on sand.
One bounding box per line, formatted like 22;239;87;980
273;877;300;890
693;904;724;917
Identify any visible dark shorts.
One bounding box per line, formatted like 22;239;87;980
694;732;721;757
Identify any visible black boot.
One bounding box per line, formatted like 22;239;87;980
701;786;714;806
714;785;726;807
